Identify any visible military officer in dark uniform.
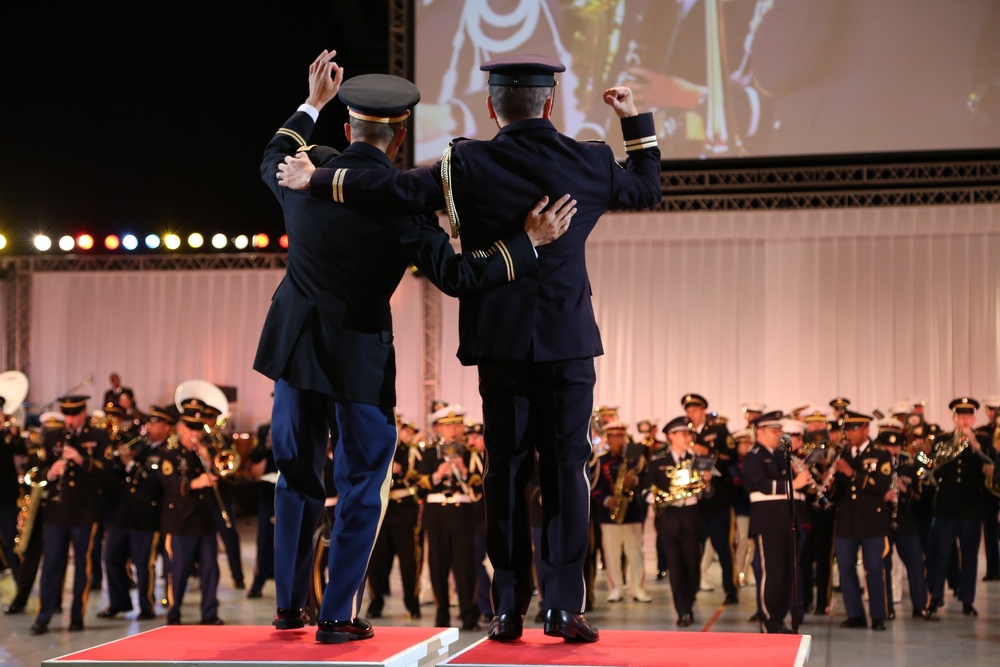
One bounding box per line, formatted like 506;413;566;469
365;419;423;620
927;397;995;616
280;52;661;645
160;400;223;626
741;411;812;634
198;402;244;591
257;52;568;646
30;396;110;635
829;397;851;421
830;410;893;630
465;422;492;623
0;401;25;579
97;404;175;620
416;405;482;631
683;393;739;605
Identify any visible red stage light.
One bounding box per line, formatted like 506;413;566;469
77;234;94;250
279;234;289;249
105;235;120;250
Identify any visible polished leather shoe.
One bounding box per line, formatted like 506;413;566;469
677;613;694;627
166;618;181;625
543;609;599;643
233;578;246;590
913;609;940;622
273;607;308;630
316;618;374;644
981;573;1000;581
30;622;48;635
97;607;131;619
723;593;739;605
246;589;263;599
366;605;383;619
747;611;763;622
69;619;85;631
887;610;895;620
929;598;943;611
4;603;24;615
654;571;668;581
137;611;156;620
840;617;868;629
871;619;887;631
201;616;225;625
962;603;978;616
486;613;524;641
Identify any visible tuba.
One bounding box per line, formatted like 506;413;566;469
648;456;706;510
0;370;29;430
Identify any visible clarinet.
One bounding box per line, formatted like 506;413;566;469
889;454;899;532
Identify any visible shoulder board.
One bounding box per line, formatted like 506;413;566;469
449;137;470;146
582;139;607;145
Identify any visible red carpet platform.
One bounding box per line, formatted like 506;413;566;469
42;626;459;667
439;630;811;667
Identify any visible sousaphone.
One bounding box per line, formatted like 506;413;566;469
0;370;29;426
174;378;229;426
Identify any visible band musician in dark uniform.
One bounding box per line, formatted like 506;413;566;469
257;51;570;645
279;52;662;645
830;410;893;630
30;396;110;635
741;411;812;634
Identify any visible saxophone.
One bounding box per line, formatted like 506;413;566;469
608;457;635;524
14;466;47;556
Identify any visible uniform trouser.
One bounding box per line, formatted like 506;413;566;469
752;526;794;633
982;495;999;576
928;515;982;604
165;533;219;623
424;507;477;627
656;504;702;616
35;522;98;626
734;514;752;585
90;511;107;589
250;496;275;593
366;500;420;616
9;516;43;608
885;532;929;613
531;526;544;611
478;358;595;617
473;529;492;618
600;522;645;596
834;536;888;621
271;379;396;622
212;496;243;585
584;505;602;610
103;524;135;610
701;506;738;597
808;509;836;611
0;502;20;578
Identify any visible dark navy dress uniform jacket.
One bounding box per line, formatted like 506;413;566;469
308;113;662;365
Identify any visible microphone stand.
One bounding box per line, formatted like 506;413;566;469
783;437;800;634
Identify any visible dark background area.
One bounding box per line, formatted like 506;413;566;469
0;2;392;251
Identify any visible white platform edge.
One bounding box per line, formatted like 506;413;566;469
795;634;812;667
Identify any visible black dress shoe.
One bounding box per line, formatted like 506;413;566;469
887;610;895;620
97;607;131;619
747;611;762;622
929;598;943;611
30;622;48;635
273;607;308;630
962;603;978;616
201;616;225;625
981;573;1000;581
871;619;887;630
233;579;246;590
533;608;546;623
487;613;524;641
406;608;421;621
543;609;599;643
677;613;693;627
839;617;868;629
69;619;85;631
814;606;831;616
366;605;383;619
655;571;668;581
4;603;24;615
913;609;940;622
247;589;263;599
723;593;739;605
137;611;156;620
166;618;181;625
316;618;374;644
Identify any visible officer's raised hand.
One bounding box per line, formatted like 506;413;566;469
603;86;638;118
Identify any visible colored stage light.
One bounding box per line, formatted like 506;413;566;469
164;234;181;250
104;235;120;250
188;233;204;249
211;233;227;249
279;234;289;249
77;234;94;250
34;235;52;251
122;234;139;251
0;235;6;250
234;235;249;250
145;234;161;249
252;233;270;248
59;235;75;252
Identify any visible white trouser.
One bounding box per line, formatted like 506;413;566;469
601;522;646;594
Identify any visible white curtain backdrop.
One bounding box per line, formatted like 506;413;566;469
24;202;1000;433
